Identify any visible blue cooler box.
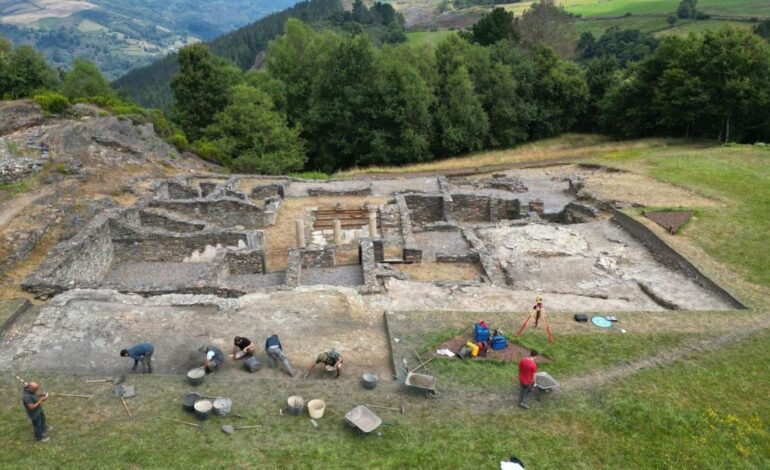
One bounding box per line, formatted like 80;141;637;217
474;324;490;342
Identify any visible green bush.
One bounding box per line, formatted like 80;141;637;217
33;91;70;114
171;133;189;152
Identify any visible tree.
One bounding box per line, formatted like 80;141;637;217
60;58;112;100
170;43;239;141
676;0;697;19
3;44;57;98
578;56;619;132
514;0;578;58
434;65;489;154
204;84;306;174
587;27;659;67
754;20;770;42
468;8;517;46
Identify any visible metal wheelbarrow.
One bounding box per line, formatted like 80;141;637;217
345;405;382;435
403;372;440;398
533;371;559;400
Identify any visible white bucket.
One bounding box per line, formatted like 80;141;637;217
307;399;326;419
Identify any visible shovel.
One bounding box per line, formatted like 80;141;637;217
114;384;135;418
221;424;262;434
87;374;126;385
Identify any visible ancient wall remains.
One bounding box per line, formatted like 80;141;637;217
611;209;746;309
147;199;268;229
404;194;443;226
112;227;254;263
139;210;206;232
224;250;266;275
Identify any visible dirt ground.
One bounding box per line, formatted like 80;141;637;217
393;262;483;282
0;288;391;379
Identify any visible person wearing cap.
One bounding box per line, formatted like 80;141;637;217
265;334;295;377
200;345;225;373
305;350;343;378
21;381;51;442
120;342;154;373
517;349;538;409
533;294;544;328
232;336;256;360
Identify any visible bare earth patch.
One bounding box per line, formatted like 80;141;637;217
1;0;97;25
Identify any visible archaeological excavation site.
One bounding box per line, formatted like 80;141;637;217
4;166;745;377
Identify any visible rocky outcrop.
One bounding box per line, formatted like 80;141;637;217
0;100;44;136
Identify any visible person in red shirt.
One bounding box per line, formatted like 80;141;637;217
518;350;538;409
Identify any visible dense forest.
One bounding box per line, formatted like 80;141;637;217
114;0;408;110
4;0;770;176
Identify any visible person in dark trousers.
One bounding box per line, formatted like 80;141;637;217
306;350;343;378
200;345;225;373
232;336;256;360
518;350;538;409
22;381;51;442
265;334;295;377
120;342;154;373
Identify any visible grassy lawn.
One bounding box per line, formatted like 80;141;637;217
506;0;767;18
595;143;770;286
422;327;693;389
2;328;766;468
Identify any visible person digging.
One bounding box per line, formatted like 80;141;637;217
265;334;295;377
22;381;52;442
305;350;343;379
231;336;256;360
200;345;225;374
517;349;538;409
120;342;154;373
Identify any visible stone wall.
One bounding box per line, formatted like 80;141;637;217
395;195;422;263
307;186;371;197
147;199;267;229
450;193;491;223
251;184;284;200
494;198;521;221
284;249;302;288
404;194;443;226
167;181;200;199
224;249;266;275
461;228;506;285
22;215;115;296
112;228;251;263
263;198;281;226
611;208;746;309
300;246;336;268
139;210;206;232
359;238;379;291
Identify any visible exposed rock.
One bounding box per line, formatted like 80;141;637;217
0;100;44;136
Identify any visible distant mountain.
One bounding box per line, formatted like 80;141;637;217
0;0;300;79
113;0;343;110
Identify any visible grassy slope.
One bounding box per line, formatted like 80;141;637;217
2;136;770;468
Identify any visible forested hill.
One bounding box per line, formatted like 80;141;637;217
114;0;343;110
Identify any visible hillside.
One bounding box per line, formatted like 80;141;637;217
0;0;299;79
405;0;768;45
113;0;343;110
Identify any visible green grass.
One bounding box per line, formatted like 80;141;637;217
596;143;770;286
2;329;767;468
0;176;35;196
423;327;692;389
289;171;331;180
406;30;456;47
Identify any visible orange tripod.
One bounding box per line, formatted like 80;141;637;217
515;308;554;343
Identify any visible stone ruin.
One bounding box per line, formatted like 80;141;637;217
21;170;745;311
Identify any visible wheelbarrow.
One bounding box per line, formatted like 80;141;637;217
533;371;559;399
345;405;382;436
403;372;440;398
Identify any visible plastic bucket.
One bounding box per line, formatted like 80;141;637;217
187;367;205;386
362;373;378;390
307;399;326;419
194;400;213;421
182;392;201;413
286;396;304;416
243;356;260;373
213;397;232;417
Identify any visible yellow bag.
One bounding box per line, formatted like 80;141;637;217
466;341;479;357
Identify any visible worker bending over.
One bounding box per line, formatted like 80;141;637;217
120;342;154;373
306;350;343;378
200;345;225;373
265;334;295;377
232;336;256;360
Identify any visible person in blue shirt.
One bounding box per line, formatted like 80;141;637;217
199;345;225;373
22;381;51;442
120;342;154;373
265;334;295;377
